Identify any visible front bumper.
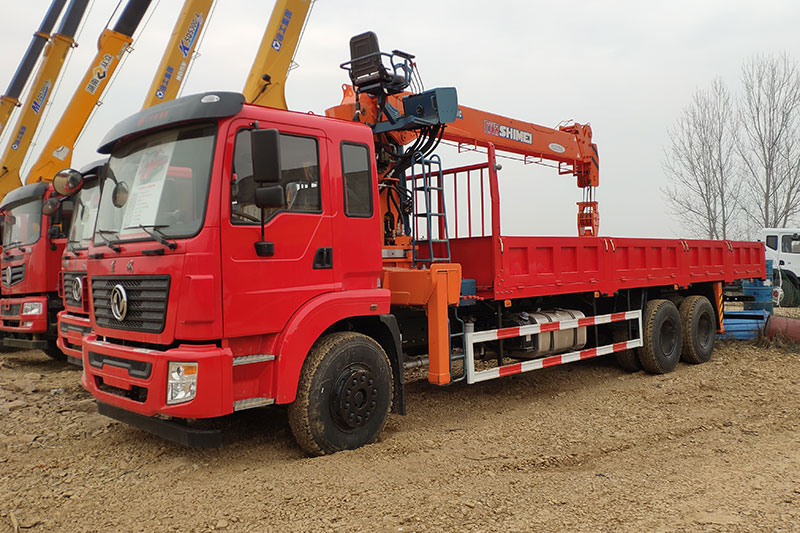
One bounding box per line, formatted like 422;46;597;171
0;296;48;336
57;310;92;366
81;334;234;419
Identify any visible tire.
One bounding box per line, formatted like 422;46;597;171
42;340;66;361
288;332;393;456
679;295;716;364
613;327;641;372
637;299;682;374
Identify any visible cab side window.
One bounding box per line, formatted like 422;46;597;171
766;235;777;251
341;143;373;217
781;235;800;254
231;130;321;224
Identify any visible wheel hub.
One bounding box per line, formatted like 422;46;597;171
333;368;379;430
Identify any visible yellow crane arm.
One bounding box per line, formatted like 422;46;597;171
26;0;153;185
0;0;88;201
242;0;313;109
141;0;215;110
0;0;68;140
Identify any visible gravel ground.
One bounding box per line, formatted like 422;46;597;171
1;336;799;532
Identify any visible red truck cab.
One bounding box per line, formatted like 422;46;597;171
81;92;396;447
0;182;71;357
57;165;103;365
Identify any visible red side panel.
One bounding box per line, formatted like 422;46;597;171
449;236;764;300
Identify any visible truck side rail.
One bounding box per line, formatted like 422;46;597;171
463;310;643;384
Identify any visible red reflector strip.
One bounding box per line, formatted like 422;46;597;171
542;355;562;367
579;347;598;359
539;322;560;332
496;327;521;340
498;362;522;376
610;312;628;322
577;317;594;327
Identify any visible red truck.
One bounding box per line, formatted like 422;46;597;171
76;33;764;454
56;164;103;364
0;182;72;359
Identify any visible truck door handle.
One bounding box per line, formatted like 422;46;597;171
313;247;333;269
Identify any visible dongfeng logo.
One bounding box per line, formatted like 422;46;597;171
71;276;83;303
110;284;128;321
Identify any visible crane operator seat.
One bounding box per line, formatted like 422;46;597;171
346;31;412;97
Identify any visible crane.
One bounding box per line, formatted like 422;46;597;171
141;0;215;109
23;0;154;186
0;0;90;201
0;0;68;140
242;0;314;108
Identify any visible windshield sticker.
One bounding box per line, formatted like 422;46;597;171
120;143;175;234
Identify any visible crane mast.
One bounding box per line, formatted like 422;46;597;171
141;0;215;109
242;0;313;108
24;0;154;186
0;0;68;140
0;0;89;201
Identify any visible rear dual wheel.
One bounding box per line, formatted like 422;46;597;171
638;299;682;374
624;296;715;374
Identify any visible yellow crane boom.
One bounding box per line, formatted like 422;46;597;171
243;0;313;109
0;0;89;200
24;0;154;186
0;0;68;140
142;0;215;109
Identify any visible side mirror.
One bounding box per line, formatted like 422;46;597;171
42;197;61;216
254;185;284;209
112;181;129;208
250;129;281;183
53;168;84;196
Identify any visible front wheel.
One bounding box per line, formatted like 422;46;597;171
43;340;66;361
637;299;682;374
288;332;393;456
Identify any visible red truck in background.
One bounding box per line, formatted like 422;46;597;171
70;33;764;454
0;182;72;359
56;164;103;364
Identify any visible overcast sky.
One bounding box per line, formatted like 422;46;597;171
2;0;799;239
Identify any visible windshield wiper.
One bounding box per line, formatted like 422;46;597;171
3;240;25;254
125;224;177;250
95;229;121;253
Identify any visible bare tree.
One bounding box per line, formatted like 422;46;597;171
738;52;800;229
663;79;741;239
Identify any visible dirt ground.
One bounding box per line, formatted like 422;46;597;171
1;333;799;532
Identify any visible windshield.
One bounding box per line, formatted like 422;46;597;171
67;181;101;251
3;199;42;249
95;123;216;245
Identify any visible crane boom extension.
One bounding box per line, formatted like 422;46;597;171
0;0;68;139
329;84;601;235
0;0;89;201
142;0;215;109
242;0;313;108
25;0;153;186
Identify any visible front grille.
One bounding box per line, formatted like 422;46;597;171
1;264;25;287
92;275;170;334
1;303;21;317
63;271;87;308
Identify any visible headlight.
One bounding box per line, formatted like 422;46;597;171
166;362;198;405
21;302;43;315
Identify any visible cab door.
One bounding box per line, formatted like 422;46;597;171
220;119;334;338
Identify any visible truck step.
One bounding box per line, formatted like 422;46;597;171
233;397;275;411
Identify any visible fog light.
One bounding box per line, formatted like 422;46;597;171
166;362;198;405
21;321;34;328
21;302;43;315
